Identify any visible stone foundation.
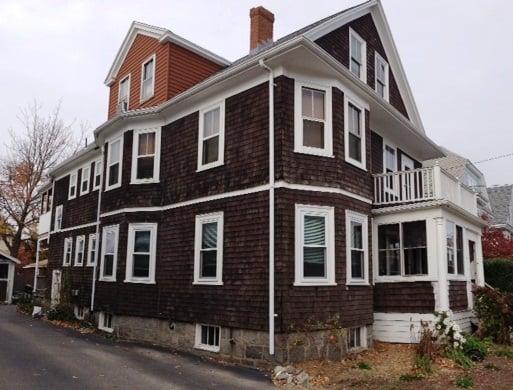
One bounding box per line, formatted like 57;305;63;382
96;313;372;366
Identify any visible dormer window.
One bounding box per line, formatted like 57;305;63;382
349;28;367;82
140;55;155;102
118;75;130;113
375;53;389;101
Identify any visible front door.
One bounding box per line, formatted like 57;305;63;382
51;270;62;307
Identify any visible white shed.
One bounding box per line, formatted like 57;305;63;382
0;250;20;304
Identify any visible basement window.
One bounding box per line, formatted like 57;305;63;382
348;327;367;350
74;305;86;320
98;312;114;333
195;324;220;352
197;102;225;171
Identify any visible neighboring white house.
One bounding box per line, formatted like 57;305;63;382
0;249;20;304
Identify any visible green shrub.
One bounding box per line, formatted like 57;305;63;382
455;375;474;389
415;354;433;374
462;335;487;361
46;304;77;322
484;259;513;293
474;287;513;344
494;347;513;359
445;348;473;369
357;362;371;370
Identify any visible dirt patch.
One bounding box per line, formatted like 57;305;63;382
287;342;513;389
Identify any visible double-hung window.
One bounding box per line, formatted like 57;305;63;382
68;171;78;199
93;159;102;190
63;237;73;266
140;55;155;102
194;213;223;285
100;225;119;282
198;103;225;170
118;75;130;113
125;223;157;284
344;98;366;169
375;52;389;101
106;137;122;190
87;233;97;266
80;165;90;196
349;28;367;82
378;221;428;277
346;210;369;284
294;83;332;156
295;205;335;285
132;128;160;183
54;205;63;231
447;222;465;275
74;236;85;266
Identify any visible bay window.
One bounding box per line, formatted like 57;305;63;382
378;221;428;277
344;98;366;169
106;137;122;190
198;103;225;170
125;223;157;283
346;210;369;284
132;128;160;183
294;82;332;156
295;205;335;285
100;225;119;282
194;212;223;285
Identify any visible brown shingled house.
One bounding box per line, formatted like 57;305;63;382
35;0;486;365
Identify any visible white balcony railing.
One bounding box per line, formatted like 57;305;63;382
373;166;478;215
37;211;52;235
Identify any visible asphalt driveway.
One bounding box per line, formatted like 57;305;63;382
0;305;272;389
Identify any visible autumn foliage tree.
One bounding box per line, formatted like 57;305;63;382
0;101;83;260
482;226;513;259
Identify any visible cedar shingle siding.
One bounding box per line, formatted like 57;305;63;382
374;282;435;313
449;281;468;311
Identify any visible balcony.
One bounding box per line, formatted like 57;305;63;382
37;211;52;236
373;166;478;215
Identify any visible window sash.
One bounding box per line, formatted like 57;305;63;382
63;238;73;266
119;77;129;101
101;226;118;280
69;173;77;198
55;206;63;230
127;225;156;282
107;139;121;188
87;234;97;266
81;166;90;194
194;213;223;284
94;160;102;189
75;237;85;265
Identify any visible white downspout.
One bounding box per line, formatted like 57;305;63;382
259;59;275;356
90;148;105;312
33;239;41;293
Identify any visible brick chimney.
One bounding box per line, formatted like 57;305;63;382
250;6;274;52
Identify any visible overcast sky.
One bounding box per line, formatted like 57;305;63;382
0;0;511;185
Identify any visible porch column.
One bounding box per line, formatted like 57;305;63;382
475;234;485;287
435;217;449;311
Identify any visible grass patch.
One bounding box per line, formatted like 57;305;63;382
415;354;432;374
399;373;424;382
357;362;371;370
446;348;474;369
494;348;513;359
455;375;474;389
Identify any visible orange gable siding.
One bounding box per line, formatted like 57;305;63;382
107;34;225;120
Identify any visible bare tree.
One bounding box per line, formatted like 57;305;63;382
0;101;84;259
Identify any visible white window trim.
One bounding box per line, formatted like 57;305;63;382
105;136;123;191
348;326;368;351
63;237;73;267
349;28;367;83
54;205;63;231
100;225;119;282
345;210;369;285
193;212;224;285
125;223;157;284
197;101;226;172
130;127;161;184
86;233;97;267
344;96;367;170
68;171;78;200
140;54;156;103
118;74;131;111
194;324;221;353
98;312;114;333
383;141;397;196
80;164;90;196
93;158;102;191
447;221;467;279
74;235;85;266
294;81;333;157
374;52;389;102
294;204;336;286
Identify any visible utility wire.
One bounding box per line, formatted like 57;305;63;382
474;152;513;164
